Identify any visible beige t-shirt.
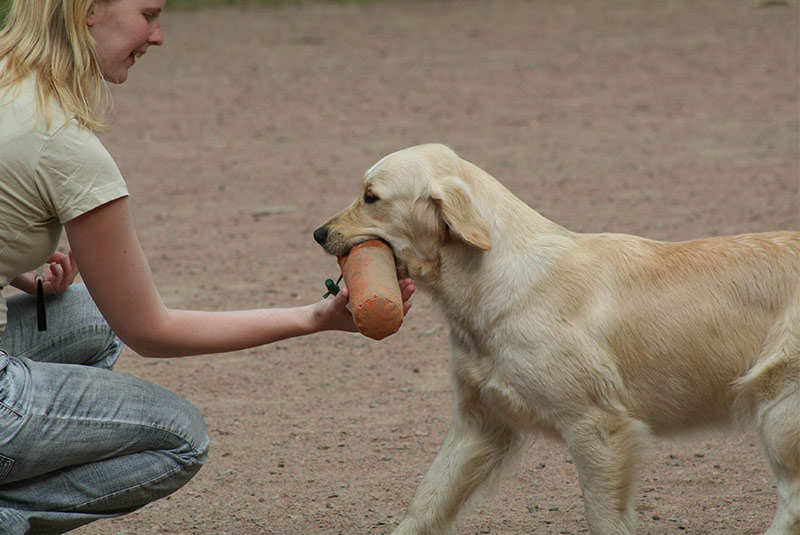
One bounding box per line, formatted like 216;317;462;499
0;74;129;337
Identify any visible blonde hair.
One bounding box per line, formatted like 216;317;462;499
0;0;111;132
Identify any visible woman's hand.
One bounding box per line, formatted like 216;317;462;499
311;277;416;333
10;251;79;295
398;278;416;315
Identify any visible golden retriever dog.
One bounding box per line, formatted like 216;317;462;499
313;143;800;535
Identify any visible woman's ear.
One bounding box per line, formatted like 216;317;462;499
86;2;97;27
430;176;492;251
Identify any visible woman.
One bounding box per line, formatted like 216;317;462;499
0;1;415;533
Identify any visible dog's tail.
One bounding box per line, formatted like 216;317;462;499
731;312;800;428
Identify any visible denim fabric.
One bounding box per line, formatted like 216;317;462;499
0;285;209;534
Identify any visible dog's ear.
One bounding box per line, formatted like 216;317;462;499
430;176;492;250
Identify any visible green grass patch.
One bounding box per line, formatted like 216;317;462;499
0;0;9;24
167;0;382;6
0;0;387;21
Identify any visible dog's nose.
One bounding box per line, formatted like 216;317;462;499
313;226;329;246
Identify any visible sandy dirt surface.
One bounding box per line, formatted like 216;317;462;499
68;0;799;533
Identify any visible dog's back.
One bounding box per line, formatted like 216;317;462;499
567;231;800;432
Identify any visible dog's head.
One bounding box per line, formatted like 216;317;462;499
313;144;492;281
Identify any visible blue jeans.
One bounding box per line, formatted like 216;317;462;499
0;285;209;534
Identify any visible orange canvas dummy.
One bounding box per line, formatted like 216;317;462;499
337;241;404;340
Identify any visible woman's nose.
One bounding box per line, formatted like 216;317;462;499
150;22;164;46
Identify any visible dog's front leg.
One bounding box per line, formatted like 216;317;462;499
391;401;522;535
562;409;648;535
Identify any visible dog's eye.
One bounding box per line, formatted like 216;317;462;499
364;191;380;204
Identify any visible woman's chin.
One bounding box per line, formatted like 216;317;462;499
102;67;129;84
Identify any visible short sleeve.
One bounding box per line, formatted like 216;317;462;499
36;120;128;223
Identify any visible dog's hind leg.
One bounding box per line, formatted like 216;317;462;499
751;362;800;535
561;409;648;535
733;319;800;535
391;403;523;535
760;387;800;535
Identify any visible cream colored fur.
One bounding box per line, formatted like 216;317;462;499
314;143;800;535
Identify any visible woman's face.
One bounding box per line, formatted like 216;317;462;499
87;0;165;83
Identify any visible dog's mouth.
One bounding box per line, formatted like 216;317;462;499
314;226;372;256
313;226;409;278
337;238;386;259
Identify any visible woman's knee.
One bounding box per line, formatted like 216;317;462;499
155;398;210;495
159;391;210;468
182;399;210;466
104;392;210;508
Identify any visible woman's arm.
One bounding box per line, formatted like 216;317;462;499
65;196;414;358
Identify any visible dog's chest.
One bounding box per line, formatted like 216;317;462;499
448;324;563;433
